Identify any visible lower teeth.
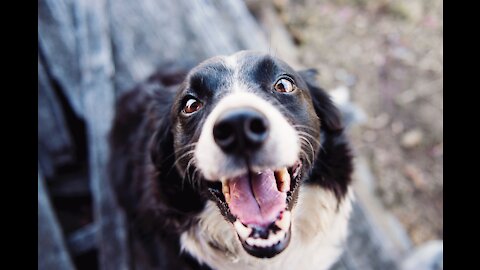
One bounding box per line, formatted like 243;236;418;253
245;230;286;248
235;210;291;248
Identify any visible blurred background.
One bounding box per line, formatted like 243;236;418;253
38;0;443;269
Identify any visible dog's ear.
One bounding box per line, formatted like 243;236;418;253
298;69;353;201
298;69;343;133
149;89;176;170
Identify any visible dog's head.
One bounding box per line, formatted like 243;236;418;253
153;51;344;259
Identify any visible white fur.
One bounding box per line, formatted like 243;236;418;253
223;54;238;70
194;91;300;181
222;54;243;94
180;186;354;270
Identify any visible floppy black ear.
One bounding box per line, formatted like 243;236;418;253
297;69;353;201
148;90;176;170
109;85;162;214
298;69;344;134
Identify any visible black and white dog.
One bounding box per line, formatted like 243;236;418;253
109;51;354;270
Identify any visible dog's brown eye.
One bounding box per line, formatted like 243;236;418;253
274;78;295;93
183;98;203;114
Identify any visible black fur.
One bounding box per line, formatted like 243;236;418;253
109;53;352;269
298;69;353;201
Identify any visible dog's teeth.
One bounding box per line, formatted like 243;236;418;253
249;238;260;247
244;227;288;248
292;162;302;178
275;167;290;192
275;211;291;231
234;221;252;240
224;192;231;204
222;180;231;204
256;239;265;248
271;231;280;244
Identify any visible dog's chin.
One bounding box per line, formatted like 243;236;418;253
207;160;303;259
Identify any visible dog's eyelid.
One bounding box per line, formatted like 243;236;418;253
277;74;296;84
183;91;199;100
273;75;297;93
181;92;202;105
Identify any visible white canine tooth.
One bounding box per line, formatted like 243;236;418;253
282;172;290;192
224;192;231;204
222;180;231;204
275;167;291;192
222;179;230;193
246;237;255;246
234;221;251;240
275;211;291;231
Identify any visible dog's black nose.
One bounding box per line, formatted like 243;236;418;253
213;108;269;154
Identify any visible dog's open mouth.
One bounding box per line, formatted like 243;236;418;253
208;161;302;258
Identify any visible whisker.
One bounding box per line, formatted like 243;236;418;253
173;150;196;167
299;148;312;168
160;142;198;164
192;167;202;189
184;157;196;187
165;147;197;178
173;143;198;156
299;136;315;166
300;141;312;165
296;131;321;146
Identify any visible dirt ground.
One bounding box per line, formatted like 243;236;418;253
260;0;443;246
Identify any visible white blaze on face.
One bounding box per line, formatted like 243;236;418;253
223;53;238;70
194;91;300;181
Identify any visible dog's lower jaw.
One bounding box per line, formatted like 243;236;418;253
180;186;354;270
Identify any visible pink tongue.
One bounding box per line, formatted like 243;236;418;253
227;169;287;226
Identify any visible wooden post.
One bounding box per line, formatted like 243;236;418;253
38;170;76;270
74;0;131;269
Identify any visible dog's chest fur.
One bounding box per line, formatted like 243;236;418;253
180;185;353;270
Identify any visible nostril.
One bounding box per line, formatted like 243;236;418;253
213;108;269;153
213;122;235;146
249;118;267;135
245;116;269;145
